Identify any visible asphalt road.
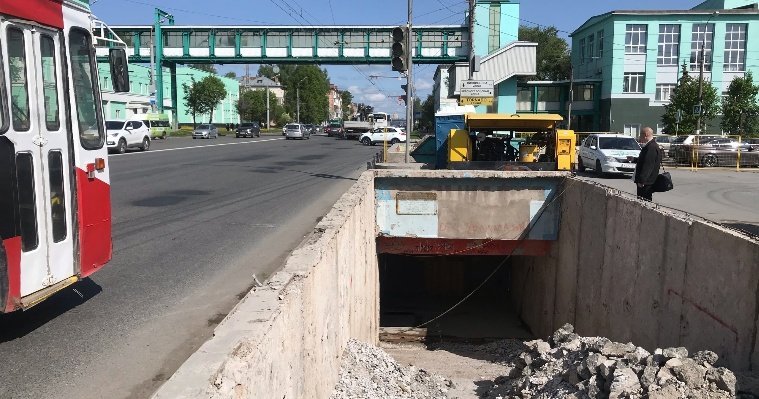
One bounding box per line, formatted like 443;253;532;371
577;167;759;235
0;135;379;399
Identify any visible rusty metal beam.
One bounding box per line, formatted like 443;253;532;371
376;237;551;256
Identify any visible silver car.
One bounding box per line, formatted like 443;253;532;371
284;123;310;140
192;124;219;139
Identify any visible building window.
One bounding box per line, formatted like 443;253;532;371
724;24;747;72
625;24;647;54
163;31;183;48
214;31;235;48
623;73;645;93
488;4;501;53
587;34;595;62
690;23;713;72
624;124;641;136
655;84;676;102
573;84;594;101
657;24;680;66
103;76;109;89
537;86;560;102
579;38;586;64
190;31;209;47
597;29;604;57
115;109;121;118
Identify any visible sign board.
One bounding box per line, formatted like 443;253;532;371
460;87;494;97
693;105;702;116
461;80;494;89
460;97;494;106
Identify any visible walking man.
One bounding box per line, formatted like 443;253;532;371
633;127;662;201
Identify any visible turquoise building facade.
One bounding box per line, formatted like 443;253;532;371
571;0;759;134
98;63;240;126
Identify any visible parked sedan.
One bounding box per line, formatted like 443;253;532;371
192;124;219;139
577;134;641;174
747;138;759;152
682;138;759;167
236;122;261;138
284;123;311;140
106;120;152;153
669;134;722;163
653;134;674;157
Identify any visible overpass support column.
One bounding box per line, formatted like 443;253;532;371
170;62;178;128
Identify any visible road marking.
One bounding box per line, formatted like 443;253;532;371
109;138;285;157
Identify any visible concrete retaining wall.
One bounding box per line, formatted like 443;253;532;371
511;177;759;371
152;172;379;398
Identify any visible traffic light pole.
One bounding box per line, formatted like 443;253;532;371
405;0;413;163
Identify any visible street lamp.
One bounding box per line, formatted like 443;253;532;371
296;76;307;123
696;11;719;134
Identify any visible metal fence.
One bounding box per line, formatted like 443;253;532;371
668;135;759;170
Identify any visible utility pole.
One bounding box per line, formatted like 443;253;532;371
696;41;705;134
405;0;413;163
468;0;475;79
567;64;574;130
297;86;300;123
266;83;270;130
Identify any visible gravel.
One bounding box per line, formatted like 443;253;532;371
330;339;453;399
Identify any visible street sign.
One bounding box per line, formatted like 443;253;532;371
693;105;702;115
460;97;494;106
460;80;494;106
460;87;494;97
676;110;682;123
461;80;494;89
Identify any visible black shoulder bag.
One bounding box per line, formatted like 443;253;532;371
653;146;673;193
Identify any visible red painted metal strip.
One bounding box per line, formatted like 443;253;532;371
75;168;112;277
2;236;22;312
0;0;64;29
376;237;552;256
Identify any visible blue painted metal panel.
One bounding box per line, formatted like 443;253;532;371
375;190;439;238
434;114;467;169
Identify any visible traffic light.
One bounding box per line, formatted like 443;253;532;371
399;84;409;104
392;26;408;72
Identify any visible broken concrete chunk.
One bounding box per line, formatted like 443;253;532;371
624;346;651;365
693;350;719;366
601;342;636;358
662;347;689;359
664;358;683;368
656;367;676;385
551;323;575;344
645;353;667;367
599;359;617;379
706;367;736;395
584;353;608;373
671;359;707;389
640;366;659;389
608;367;641;398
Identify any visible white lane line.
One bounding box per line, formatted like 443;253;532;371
109;138;285;157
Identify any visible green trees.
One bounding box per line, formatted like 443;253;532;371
281;65;330;124
182;76;228;127
236;89;284;126
662;64;719;134
418;94;436;133
340;90;353;120
518;26;571;81
721;72;759;136
224;71;237;79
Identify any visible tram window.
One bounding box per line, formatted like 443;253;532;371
40;35;60;131
69;28;104;149
16;153;38;251
8;28;31;132
48;151;67;242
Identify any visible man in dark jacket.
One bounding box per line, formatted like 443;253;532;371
634;127;662;201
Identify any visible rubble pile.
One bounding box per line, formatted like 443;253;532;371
330;339;453;399
480;324;738;399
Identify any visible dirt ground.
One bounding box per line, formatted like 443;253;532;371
382;341;523;399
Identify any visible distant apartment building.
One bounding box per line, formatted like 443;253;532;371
327;84;342;119
239;75;285;105
98;63;240;125
571;0;759;134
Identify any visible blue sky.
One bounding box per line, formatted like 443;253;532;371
92;0;698;116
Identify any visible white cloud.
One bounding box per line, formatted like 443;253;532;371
364;93;386;102
415;79;433;90
347;85;363;94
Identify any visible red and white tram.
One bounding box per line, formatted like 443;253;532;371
0;0;128;312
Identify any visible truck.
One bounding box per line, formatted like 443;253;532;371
340;112;390;139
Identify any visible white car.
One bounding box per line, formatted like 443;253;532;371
578;134;641;174
359;127;406;146
106;120;151;154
